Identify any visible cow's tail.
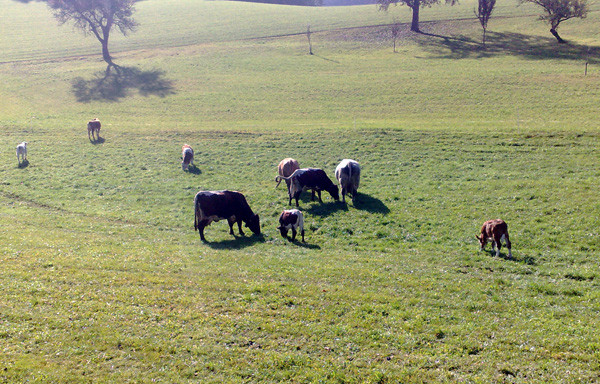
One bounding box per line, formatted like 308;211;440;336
193;194;199;231
275;175;291;188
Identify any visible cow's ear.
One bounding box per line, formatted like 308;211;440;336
475;235;481;241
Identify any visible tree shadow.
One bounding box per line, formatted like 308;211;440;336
203;233;264;249
72;65;175;103
415;29;600;63
352;193;390;214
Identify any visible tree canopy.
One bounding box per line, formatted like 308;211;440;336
14;0;138;67
519;0;587;43
377;0;457;32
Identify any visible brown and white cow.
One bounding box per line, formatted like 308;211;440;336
181;144;194;171
194;190;260;242
87;118;101;141
275;158;300;201
275;168;339;207
335;159;361;203
476;219;512;257
278;209;305;242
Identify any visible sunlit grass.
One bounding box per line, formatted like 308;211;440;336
1;0;600;382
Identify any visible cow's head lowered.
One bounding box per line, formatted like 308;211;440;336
246;214;261;235
327;184;340;202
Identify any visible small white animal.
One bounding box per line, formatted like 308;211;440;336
16;142;28;164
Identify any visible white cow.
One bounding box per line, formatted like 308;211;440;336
335;159;361;203
16;142;28;165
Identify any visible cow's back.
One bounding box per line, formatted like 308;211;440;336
88;119;101;129
195;190;250;219
296;168;333;188
279;158;300;177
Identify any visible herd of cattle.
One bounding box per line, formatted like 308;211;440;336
14;118;513;256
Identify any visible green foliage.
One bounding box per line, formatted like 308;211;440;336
1;0;600;382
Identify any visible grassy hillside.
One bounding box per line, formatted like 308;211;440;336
1;0;600;382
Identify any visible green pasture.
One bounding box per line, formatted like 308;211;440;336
1;0;600;382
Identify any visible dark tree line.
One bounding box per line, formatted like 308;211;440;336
232;0;323;5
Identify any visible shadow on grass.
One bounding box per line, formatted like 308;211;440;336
278;236;321;249
415;29;600;63
72;65;175;103
17;159;30;169
203;233;264;249
185;165;202;175
485;249;536;265
352;193;390;215
89;136;105;145
305;200;347;217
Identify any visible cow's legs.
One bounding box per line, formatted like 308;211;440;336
503;234;512;257
198;220;209;242
310;190;316;201
300;228;305;242
227;218;236;235
316;190;323;203
341;187;347;203
291;227;297;241
294;191;301;207
237;220;245;236
493;236;502;257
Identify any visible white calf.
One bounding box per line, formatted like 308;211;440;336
16;142;28;164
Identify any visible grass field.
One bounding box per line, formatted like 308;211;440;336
1;0;600;382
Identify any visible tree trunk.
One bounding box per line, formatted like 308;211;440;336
550;28;566;43
101;39;114;66
411;0;420;32
482;27;487;48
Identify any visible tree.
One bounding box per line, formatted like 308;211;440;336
15;0;138;68
519;0;587;43
475;0;496;47
377;0;457;33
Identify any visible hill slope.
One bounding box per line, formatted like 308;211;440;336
1;0;600;382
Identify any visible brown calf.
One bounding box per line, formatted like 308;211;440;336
87;118;101;141
476;219;512;257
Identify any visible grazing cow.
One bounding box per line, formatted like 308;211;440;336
181;144;194;171
275;157;299;189
476;219;512;257
87;118;101;141
16;142;27;164
275;168;339;207
335;159;361;203
194;190;260;242
278;209;305;242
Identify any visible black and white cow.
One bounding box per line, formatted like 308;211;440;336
335;159;361;203
278;209;305;242
194;190;260;242
275;168;339;207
